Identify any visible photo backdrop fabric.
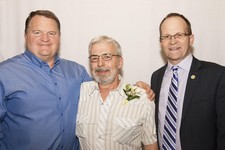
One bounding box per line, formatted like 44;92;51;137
1;0;225;83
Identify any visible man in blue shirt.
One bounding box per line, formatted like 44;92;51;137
0;10;154;150
0;10;92;150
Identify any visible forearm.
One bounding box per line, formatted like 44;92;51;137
144;142;158;150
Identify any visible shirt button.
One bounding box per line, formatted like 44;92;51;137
59;97;61;100
61;113;63;116
55;83;57;85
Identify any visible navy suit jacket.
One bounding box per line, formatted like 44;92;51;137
151;57;225;150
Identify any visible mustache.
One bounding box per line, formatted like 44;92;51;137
95;67;109;72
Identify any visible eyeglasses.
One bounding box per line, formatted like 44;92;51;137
160;33;191;41
89;53;121;62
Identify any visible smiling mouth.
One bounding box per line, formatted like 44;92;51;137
169;47;180;51
39;44;50;46
97;70;109;74
96;68;109;75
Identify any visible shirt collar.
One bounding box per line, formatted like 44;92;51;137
167;53;193;72
24;50;60;68
88;75;124;96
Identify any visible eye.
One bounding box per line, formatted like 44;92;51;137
102;54;112;60
33;30;41;35
48;31;57;36
164;35;170;39
89;56;99;62
175;33;184;38
161;35;170;40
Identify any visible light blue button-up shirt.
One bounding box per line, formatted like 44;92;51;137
0;50;91;150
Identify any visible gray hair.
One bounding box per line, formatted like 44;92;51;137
88;35;122;56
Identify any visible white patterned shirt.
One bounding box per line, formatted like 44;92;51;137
76;78;157;150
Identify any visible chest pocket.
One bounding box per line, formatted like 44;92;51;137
113;117;142;144
76;115;94;138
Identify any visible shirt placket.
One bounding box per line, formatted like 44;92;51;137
96;95;112;150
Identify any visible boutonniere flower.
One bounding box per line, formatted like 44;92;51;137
123;84;141;104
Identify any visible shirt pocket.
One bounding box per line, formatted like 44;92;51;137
113;117;142;144
76;115;91;138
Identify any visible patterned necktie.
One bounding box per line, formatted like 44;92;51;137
162;66;179;150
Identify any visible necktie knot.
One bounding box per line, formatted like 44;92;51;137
172;66;178;72
172;66;179;79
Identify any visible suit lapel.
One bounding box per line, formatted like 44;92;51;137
181;57;202;120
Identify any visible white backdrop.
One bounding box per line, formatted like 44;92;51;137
1;0;225;84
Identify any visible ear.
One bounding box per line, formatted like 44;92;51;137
117;57;123;69
24;33;28;41
189;34;194;46
160;40;163;47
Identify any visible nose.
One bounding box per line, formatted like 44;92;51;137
169;36;178;44
40;33;50;41
97;57;105;66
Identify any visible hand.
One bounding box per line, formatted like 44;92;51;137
135;81;155;101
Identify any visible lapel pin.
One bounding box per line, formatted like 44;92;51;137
191;75;196;79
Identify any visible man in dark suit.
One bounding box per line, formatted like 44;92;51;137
151;12;225;150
